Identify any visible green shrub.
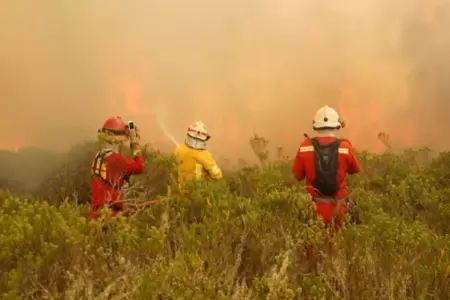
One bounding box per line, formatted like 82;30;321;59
1;143;450;299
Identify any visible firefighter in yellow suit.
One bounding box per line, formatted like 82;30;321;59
173;121;223;193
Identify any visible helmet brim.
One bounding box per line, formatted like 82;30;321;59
187;132;210;141
312;120;341;129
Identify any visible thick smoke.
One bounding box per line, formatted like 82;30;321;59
1;0;450;159
400;0;450;151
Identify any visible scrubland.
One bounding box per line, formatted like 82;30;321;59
1;139;450;299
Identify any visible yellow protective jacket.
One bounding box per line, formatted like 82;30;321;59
173;143;222;192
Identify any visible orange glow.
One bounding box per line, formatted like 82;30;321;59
337;80;418;153
120;80;151;116
1;1;448;156
420;0;441;25
0;144;22;152
123;82;140;115
337;84;381;153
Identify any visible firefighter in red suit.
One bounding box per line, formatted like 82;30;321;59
89;116;145;220
292;105;361;230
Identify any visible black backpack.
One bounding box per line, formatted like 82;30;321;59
310;138;341;196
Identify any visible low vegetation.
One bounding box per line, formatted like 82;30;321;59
1;137;450;299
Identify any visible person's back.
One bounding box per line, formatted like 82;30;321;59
91;150;144;211
173;121;222;193
292;106;360;229
90;116;144;220
294;136;359;200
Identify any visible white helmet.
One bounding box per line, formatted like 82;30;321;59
187;121;210;141
312;105;344;130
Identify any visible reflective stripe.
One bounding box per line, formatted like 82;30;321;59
195;163;203;179
209;165;221;176
338;148;349;154
301;146;348;154
299;146;314;152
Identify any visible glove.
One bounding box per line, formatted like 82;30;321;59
130;142;142;157
128;126;142;157
128;126;140;143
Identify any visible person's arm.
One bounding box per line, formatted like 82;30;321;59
292;147;306;181
123;127;145;174
198;151;222;180
123;155;145;174
110;153;144;175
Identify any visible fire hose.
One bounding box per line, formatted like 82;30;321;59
120;200;158;216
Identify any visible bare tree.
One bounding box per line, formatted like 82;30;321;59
377;132;392;151
249;134;269;166
276;146;284;161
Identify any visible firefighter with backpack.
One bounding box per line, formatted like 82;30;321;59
292;105;361;230
89;116;145;220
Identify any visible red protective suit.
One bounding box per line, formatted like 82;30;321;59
292;136;361;229
90;149;144;220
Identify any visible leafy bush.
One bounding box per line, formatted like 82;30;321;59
1;142;450;299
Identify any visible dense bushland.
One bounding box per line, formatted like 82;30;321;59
1;140;450;299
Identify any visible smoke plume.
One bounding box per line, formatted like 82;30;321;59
1;0;450;160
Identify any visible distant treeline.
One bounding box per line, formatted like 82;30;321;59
0;147;66;193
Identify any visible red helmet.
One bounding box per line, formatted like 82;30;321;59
98;116;129;142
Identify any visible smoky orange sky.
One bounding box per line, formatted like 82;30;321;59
1;0;450;161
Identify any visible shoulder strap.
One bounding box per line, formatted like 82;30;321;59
310;137;341;149
310;137;319;148
91;150;120;189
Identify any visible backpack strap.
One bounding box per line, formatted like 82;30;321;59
310;137;341;148
91;150;121;189
310;137;320;149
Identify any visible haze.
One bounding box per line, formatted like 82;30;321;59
1;0;449;160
